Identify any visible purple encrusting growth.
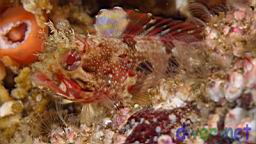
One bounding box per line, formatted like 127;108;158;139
119;104;198;144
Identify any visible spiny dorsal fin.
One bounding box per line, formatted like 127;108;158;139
94;7;204;45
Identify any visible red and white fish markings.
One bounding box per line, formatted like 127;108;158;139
33;7;206;104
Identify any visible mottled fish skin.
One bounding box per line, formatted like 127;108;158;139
33;7;207;104
74;7;206;104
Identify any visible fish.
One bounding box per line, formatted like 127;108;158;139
32;7;206;105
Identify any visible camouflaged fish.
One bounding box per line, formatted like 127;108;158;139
32;7;210;104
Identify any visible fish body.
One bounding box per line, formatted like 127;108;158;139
32;7;205;104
